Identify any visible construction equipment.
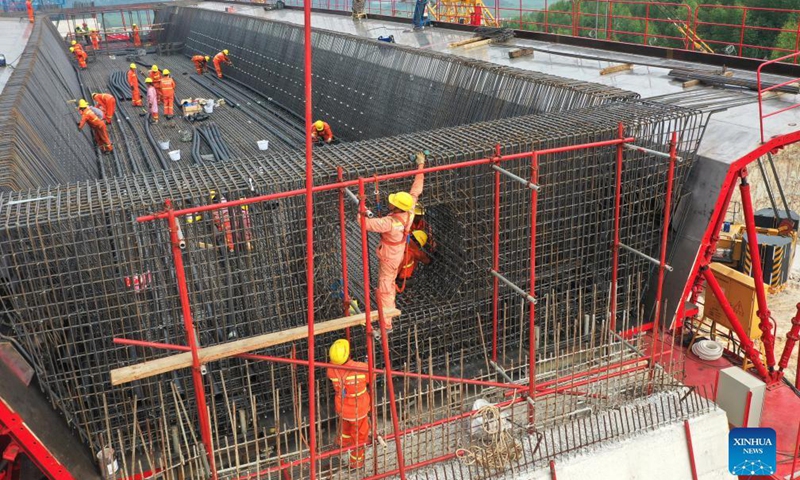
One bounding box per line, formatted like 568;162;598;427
430;0;498;27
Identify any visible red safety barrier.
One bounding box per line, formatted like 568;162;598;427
757;51;800;144
695;4;800;60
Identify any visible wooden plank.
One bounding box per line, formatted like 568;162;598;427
508;47;534;59
448;37;482;48
110;308;400;386
682;79;701;88
600;63;633;75
462;38;495;50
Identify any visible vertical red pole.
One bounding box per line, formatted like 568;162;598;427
739;172;777;373
491;145;501;363
742;390;753;427
610;123;623;331
166;202;218;479
337;167;351;344
790;421;800;478
375;296;407;479
527;153;539;426
683;420;699;480
357;178;379;475
302;0;317;474
549;459;557;479
643;4;650;46
738;9;747;57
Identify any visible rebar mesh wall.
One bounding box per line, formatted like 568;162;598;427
156;7;639;141
0;20;98;191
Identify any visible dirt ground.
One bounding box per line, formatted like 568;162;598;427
728;144;800;382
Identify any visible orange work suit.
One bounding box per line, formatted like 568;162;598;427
149;70;162;103
78;108;112;153
160;77;175;116
74;49;87;69
127;69;142;106
327;359;370;468
192;55;207;74
362;170;424;329
93;93;116;124
212;196;235;252
132;25;141;47
213;51;230;79
397;241;431;280
90;30;100;50
310;122;334;143
26;0;33;23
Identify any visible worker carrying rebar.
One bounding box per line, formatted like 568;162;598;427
89;29;100;50
69;42;87;69
160;69;175;119
145;77;159;123
127;64;142;106
149;65;162;103
192;54;209;75
213;49;232;79
310;120;334;144
91;92;116;124
327;339;371;469
358;152;426;334
77;99;113;154
25;0;33;23
131;23;141;47
396;230;432;283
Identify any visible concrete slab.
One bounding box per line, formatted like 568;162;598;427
0;17;34;95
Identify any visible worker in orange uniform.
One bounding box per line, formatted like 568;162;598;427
213;49;231;79
310;120;334;144
25;0;34;23
127;64;142;106
210;190;235;252
131;23;141;47
77;99;113;154
410;203;435;251
327;339;371;469
160;69;175;119
149;65;162;103
91;92;116;124
358;152;426;334
145;77;159;123
89;29;100;50
192;54;209;75
396;230;432;284
69;44;88;69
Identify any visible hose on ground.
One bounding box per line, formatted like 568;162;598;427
456;403;521;471
691;339;724;361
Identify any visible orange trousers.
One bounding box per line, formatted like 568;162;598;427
162;93;174;116
340;417;369;468
26;5;33;23
376;245;403;329
214;60;224;78
77;54;87;69
131;84;142;106
91;124;113;152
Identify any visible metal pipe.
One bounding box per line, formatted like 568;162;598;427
624;143;683;162
527;152;539;426
491;164;539;190
491;147;501;362
766;152;791;219
618;242;673;271
344;186;373;217
490;270;537;304
611;123;623;331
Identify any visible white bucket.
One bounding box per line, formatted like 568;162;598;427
204;100;215;113
168;150;181;161
96;447;119;477
257;140;269;151
158;140;170;150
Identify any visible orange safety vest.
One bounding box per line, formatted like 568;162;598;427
160;77;175;97
149;70;162;87
397;241;430;280
79;108;104;130
327;359;370;421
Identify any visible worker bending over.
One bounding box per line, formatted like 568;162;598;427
70;41;87;69
327;339;371;469
359;152;426;333
89;29;100;50
91;92;116;124
396;230;432;283
160;69;176;119
310;120;334;144
192;54;209;75
77;99;113;154
131;23;141;47
213;49;231;79
149;65;162;103
127;64;142;106
25;0;33;23
145;78;159;123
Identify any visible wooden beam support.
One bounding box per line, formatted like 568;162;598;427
462;38;496;50
449;37;482;48
682;79;701;88
110;308;400;386
600;63;633;75
508;47;534;59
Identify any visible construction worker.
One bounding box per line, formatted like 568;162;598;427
327;339;370;469
412;0;431;30
149;65;162;103
77;99;113;154
310;120;334;144
73;25;84;44
358;152;426;333
127;64;142;106
131;23;141;47
213;49;231;79
396;230;432;283
410;203;435;251
89;29;100;50
145;77;159;123
81;22;90;44
210;190;235;252
192;54;209;75
91;92;116;124
160;69;175;119
69;43;88;69
25;0;33;23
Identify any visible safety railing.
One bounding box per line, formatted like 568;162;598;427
757;51;800;144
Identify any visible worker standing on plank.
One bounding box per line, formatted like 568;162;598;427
327;339;371;469
160;69;175;119
25;0;33;23
396;230;432;283
358;152;426;334
77;99;113;154
210;190;235;252
131;23;141;47
192;54;209;75
213;49;231;79
310;120;334;144
127;64;142;106
91;92;116;124
145;77;159;123
89;29;100;50
149;65;162;103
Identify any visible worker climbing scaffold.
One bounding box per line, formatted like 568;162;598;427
327;339;371;469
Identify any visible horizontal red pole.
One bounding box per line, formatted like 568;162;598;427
620;321;654;338
504;357;646;397
763;102;800;118
112;337;529;391
760;77;800;92
362;453;458;480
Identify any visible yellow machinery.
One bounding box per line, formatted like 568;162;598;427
429;0;498;27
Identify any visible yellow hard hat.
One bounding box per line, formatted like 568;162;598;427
151;65;159;71
388;192;414;212
329;339;350;365
314;120;325;131
69;47;74;52
145;77;152;83
71;40;77;45
413;203;425;216
411;230;428;248
78;99;88;109
162;69;170;75
130;63;137;69
223;49;229;55
209;190;217;202
205;55;210;61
